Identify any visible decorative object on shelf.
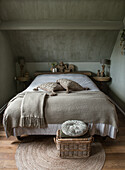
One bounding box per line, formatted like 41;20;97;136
68;64;75;72
97;70;101;77
18;57;25;77
120;29;125;55
50;62;57;73
57;61;65;72
57;62;75;73
100;59;110;77
24;72;30;78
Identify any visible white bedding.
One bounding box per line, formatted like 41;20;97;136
13;74;117;139
25;74;99;92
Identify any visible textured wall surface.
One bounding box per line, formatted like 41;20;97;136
0;0;124;82
7;30;118;62
110;31;125;112
0;31;16;107
0;0;125;21
16;61;101;77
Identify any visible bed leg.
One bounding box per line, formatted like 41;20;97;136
17;136;23;141
102;136;107;141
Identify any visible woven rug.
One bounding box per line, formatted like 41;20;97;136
15;136;105;170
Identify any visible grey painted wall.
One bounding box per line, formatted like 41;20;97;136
0;31;16;107
16;61;101;77
110;31;125;112
7;30;118;62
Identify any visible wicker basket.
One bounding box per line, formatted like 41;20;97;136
54;130;93;158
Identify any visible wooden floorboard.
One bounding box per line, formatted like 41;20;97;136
0;110;125;169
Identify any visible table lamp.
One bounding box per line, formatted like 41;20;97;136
100;59;110;77
18;57;25;77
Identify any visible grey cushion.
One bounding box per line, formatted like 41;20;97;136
61;120;88;137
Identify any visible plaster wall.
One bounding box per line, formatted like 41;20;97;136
8;30;118;63
110;31;125;112
16;61;101;77
0;31;16;107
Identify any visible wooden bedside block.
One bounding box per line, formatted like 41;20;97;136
17;77;30;82
93;77;111;82
17;76;31;92
92;77;111;94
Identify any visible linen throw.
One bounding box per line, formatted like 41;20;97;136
20;92;47;128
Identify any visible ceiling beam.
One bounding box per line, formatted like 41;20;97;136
0;20;123;30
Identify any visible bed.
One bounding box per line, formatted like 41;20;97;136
3;73;118;139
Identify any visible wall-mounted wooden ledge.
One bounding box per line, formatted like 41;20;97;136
0;20;123;30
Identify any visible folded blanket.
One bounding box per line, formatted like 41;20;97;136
3;91;48;137
20;92;47;128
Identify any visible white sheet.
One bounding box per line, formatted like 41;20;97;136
25;74;99;92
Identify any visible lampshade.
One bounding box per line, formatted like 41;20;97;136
100;59;110;65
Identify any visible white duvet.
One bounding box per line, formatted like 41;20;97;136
25;74;99;92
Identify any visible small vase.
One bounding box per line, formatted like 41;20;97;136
52;68;57;73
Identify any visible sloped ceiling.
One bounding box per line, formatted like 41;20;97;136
6;30;118;62
0;0;125;62
0;0;125;21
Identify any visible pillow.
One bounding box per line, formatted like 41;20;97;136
33;82;64;96
56;78;89;93
61;120;88;137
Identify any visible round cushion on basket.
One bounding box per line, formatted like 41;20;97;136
61;120;88;137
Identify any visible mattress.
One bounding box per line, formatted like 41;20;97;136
11;74;117;139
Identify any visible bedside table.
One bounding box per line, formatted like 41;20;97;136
93;77;110;82
17;76;31;92
93;77;111;94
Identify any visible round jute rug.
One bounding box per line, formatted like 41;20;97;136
15;136;105;170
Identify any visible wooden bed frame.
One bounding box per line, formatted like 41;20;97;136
34;71;92;77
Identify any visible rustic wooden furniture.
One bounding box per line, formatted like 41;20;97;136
93;76;111;94
54;130;93;158
17;76;31;92
34;71;92;77
93;76;110;82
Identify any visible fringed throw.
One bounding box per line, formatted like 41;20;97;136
19;92;47;128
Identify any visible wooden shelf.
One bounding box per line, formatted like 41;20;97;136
0;20;123;30
93;76;111;82
17;77;30;82
34;71;92;77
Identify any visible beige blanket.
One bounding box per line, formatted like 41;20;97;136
20;92;47;128
3;91;118;137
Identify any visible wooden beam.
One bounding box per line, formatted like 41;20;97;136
0;20;123;30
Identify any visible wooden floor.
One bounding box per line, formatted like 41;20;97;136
0;110;125;170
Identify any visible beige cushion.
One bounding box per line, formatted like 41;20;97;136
34;82;64;93
56;78;86;91
62;120;88;137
